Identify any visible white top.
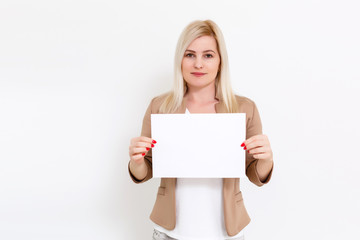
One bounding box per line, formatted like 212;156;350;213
153;108;244;240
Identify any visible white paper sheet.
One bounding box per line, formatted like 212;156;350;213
151;113;246;178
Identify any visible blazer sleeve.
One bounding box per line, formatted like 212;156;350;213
245;100;273;186
128;98;154;184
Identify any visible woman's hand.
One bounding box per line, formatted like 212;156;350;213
129;136;157;165
241;134;273;162
129;136;157;181
241;134;273;182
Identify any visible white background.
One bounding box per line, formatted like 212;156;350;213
0;0;359;239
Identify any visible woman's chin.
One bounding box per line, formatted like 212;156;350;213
185;80;215;90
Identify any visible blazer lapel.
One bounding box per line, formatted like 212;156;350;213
215;100;226;113
215;91;227;113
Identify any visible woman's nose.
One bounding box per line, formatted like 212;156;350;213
194;57;203;69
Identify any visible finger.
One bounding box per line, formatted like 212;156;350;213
131;137;157;147
134;141;155;149
130;147;150;155
243;134;270;150
137;136;157;144
242;135;262;146
242;134;268;146
243;139;267;151
131;153;145;163
247;146;267;155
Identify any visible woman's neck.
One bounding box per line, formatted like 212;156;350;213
184;82;217;104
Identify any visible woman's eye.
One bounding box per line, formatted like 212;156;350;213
185;53;195;57
205;54;213;58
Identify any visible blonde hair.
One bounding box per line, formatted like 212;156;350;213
159;20;239;113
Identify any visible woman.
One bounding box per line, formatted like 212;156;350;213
128;20;274;240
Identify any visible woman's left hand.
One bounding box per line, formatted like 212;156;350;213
241;134;273;163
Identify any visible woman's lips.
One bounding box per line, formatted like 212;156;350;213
191;72;206;77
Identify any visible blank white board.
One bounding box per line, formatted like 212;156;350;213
151;113;246;178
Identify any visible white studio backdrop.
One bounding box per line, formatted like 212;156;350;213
0;0;359;239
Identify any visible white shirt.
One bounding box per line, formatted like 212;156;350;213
153;108;244;239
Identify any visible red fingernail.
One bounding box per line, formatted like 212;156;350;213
152;140;157;143
142;153;145;156
151;144;154;147
146;147;150;151
241;142;245;147
244;146;247;150
247;150;250;153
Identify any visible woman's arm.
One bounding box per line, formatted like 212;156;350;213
128;98;155;183
242;134;273;182
243;99;274;186
128;136;155;182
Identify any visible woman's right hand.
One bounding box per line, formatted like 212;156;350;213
129;136;156;165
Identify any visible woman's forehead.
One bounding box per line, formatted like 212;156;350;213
186;36;218;52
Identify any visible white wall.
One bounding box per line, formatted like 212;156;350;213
1;0;359;239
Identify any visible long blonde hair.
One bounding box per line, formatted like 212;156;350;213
159;20;239;113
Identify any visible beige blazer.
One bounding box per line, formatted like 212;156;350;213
128;92;273;237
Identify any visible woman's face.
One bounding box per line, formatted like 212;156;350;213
181;35;221;90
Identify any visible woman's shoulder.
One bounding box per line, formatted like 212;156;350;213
146;92;171;111
151;92;171;104
233;94;261;124
151;91;171;103
234;94;257;109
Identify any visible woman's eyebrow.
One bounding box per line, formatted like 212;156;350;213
185;49;216;53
